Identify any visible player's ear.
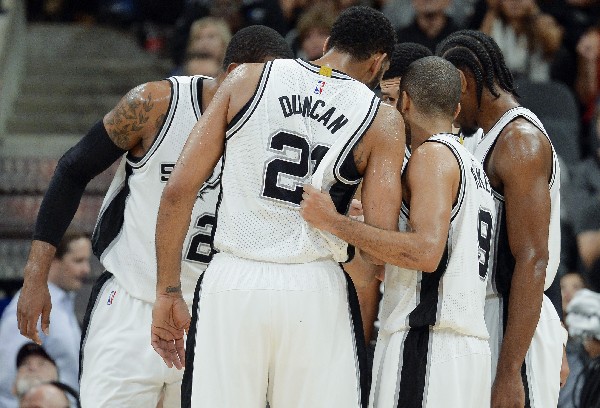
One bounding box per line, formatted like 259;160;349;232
458;70;467;95
454;102;461;121
225;62;239;75
322;37;330;56
399;90;410;114
370;52;386;76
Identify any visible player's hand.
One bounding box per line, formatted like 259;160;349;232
491;370;525;408
17;278;51;345
560;346;569;387
151;293;190;370
300;184;338;231
348;199;363;219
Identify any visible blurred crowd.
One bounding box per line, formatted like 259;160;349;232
9;0;600;406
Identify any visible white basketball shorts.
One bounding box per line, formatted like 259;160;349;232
485;293;564;408
369;328;491;408
80;272;186;407
183;252;370;408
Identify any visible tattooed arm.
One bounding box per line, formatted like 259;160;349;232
104;80;171;156
17;81;172;344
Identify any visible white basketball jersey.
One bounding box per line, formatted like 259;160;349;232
93;76;221;304
473;107;561;295
380;134;495;339
214;59;380;263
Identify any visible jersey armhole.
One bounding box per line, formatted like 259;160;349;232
126;78;176;168
225;61;273;139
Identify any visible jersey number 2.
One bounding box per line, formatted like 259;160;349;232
261;131;329;206
185;213;215;264
477;208;493;280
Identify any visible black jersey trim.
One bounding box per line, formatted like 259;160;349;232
127;78;178;169
397;327;431;408
91;163;132;258
343;269;371;407
334;95;381;185
225;61;273;139
423;135;466;223
182;273;205;408
79;271;114;381
192;76;203;119
480;107;558;198
295;58;353;80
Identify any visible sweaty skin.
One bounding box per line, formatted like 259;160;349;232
151;54;406;368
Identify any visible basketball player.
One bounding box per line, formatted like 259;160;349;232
302;56;495;407
379;42;432;106
438;30;567;408
15;26;293;407
151;7;404;407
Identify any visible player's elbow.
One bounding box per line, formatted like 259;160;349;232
416;239;446;273
516;249;549;282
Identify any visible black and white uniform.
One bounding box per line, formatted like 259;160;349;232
79;76;220;408
370;134;494;408
185;59;380;408
473;107;565;408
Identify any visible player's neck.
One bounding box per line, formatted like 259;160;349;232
410;116;453;149
312;52;371;83
202;77;222;111
477;91;520;134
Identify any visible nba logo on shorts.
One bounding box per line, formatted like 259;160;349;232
314;80;326;95
107;290;117;305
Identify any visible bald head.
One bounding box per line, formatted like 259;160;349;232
20;383;69;408
400;56;461;118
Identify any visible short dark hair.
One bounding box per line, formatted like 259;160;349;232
400;56;461;118
382;42;432;80
55;231;88;259
437;30;516;106
16;342;57;368
326;6;396;61
222;25;294;70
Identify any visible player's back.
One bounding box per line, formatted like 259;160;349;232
94;76;220;304
214;59;380;263
381;134;495;339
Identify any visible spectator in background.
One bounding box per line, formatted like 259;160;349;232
19;382;73;408
561;272;586;318
182;52;222;77
575;201;600;288
575;25;600;150
396;0;460;52
560;288;600;407
0;232;91;408
291;3;337;60
170;16;232;76
12;343;59;403
186;17;232;65
480;0;564;82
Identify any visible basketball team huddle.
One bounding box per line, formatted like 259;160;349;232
16;6;567;408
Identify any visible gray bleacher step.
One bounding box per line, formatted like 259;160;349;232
24;57;170;78
7;111;101;134
14;94;119;115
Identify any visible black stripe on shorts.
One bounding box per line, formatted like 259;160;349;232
182;273;205;408
79;271;113;381
343;270;370;408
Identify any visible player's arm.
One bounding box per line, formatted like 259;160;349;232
355;104;405;265
17;81;170;344
490;122;553;406
302;143;459;272
152;64;264;369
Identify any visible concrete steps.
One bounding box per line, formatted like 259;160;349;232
4;23;171;140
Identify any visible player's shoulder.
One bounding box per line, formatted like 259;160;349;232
495;117;552;165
